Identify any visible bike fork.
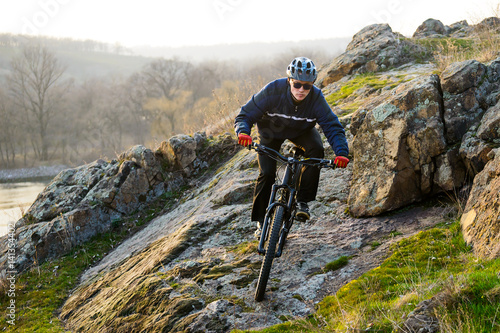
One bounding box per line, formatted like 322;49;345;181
260;193;296;258
275;219;290;258
257;201;287;255
275;188;296;257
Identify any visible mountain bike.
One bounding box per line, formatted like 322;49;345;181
249;142;337;302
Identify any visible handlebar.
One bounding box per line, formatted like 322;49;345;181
248;142;337;169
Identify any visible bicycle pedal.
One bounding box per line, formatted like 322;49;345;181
295;215;307;222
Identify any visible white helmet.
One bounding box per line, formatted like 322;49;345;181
287;57;317;82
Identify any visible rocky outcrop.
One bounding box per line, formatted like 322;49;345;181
348;57;500;217
317;18;500;88
413;17;500;39
475;17;500;33
316;24;426;87
461;149;500;259
0;133;238;275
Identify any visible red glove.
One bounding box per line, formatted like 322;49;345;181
238;133;252;147
334;156;349;168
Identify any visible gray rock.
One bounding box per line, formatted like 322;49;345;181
441;59;487;95
477;100;500;142
317;24;426;87
158;134;199;174
434;147;466;191
413;18;448;38
475;17;500;32
186;300;236;333
349;75;449;217
459;128;493;176
401;292;453;333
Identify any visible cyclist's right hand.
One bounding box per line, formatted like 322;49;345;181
238;133;252;147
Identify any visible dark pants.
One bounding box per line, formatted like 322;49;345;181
251;128;324;223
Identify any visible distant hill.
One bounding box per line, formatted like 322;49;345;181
131;37;351;62
0;34;350;82
0;35;153;82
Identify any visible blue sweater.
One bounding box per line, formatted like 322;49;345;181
235;78;349;157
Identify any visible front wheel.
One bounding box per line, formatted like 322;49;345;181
255;205;284;302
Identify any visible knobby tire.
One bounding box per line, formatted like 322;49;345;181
255;205;285;302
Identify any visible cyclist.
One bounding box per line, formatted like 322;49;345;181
235;57;349;236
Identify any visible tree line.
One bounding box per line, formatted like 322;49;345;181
0;42;330;169
0;33;131;54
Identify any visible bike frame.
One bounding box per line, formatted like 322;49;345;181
257;151;300;257
250;142;337;302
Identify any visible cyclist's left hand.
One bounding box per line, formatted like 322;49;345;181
334;156;349;168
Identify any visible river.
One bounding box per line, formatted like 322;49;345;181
0;181;49;236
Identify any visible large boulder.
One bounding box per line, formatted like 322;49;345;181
348;75;457;217
317;24;425;87
448;20;471;38
461;149;500;259
413;18;448;38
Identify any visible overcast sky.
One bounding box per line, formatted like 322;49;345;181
0;0;498;48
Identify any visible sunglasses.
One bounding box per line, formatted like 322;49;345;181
292;81;313;90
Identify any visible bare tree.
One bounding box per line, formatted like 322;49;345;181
141;58;191;99
133;58;193;138
0;88;17;167
8;44;71;161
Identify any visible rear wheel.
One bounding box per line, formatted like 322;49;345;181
255;205;284;302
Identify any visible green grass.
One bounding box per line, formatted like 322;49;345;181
233;220;500;332
227;240;259;255
413;34;500;73
0;232;121;332
325;73;404;113
413;37;475;54
324;256;350;273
